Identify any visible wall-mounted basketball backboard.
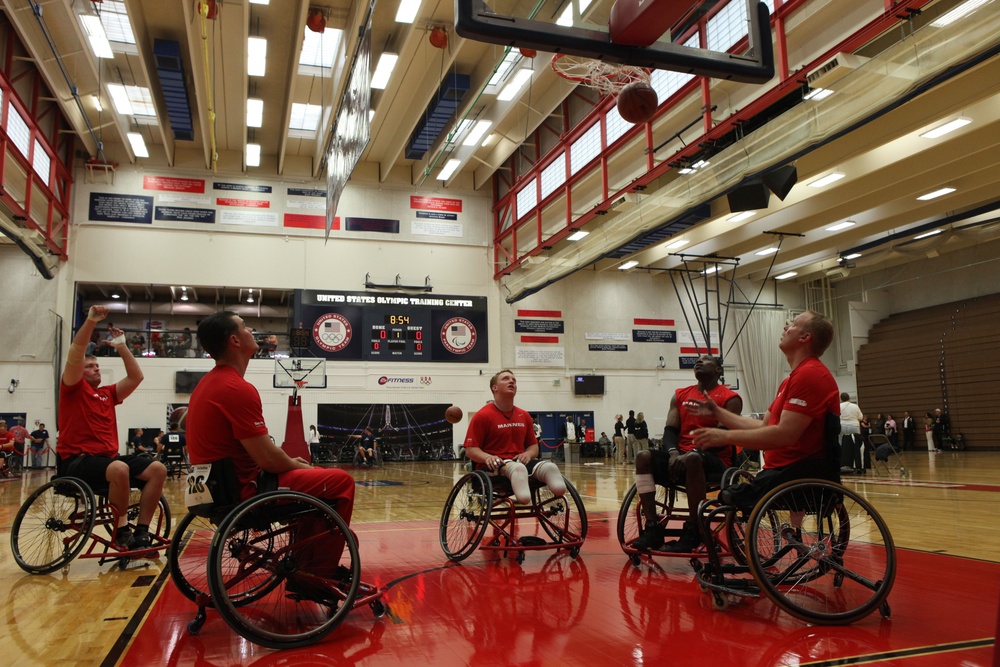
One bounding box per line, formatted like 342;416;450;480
274;358;327;389
455;0;774;83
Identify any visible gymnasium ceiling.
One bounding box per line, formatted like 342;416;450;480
2;0;1000;294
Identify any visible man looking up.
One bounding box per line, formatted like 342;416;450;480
631;355;742;552
58;306;166;550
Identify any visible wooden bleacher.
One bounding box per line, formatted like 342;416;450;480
856;293;1000;450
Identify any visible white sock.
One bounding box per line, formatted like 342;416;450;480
533;461;566;497
504;461;531;504
635;473;655;495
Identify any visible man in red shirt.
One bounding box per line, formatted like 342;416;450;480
0;420;16;477
691;310;840;506
58;306;167;550
631;355;743;552
185;311;355;591
464;369;566;504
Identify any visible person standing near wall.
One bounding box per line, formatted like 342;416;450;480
901;411;916;451
613;415;626;464
625;410;637;465
29;422;50;468
633;412;649;457
838;393;864;475
9;417;29;470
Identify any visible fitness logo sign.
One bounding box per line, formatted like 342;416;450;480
313;313;352;353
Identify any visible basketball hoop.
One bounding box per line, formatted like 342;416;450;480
550;54;651;97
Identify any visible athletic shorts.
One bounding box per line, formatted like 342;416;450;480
650;448;728;487
60;454;156;491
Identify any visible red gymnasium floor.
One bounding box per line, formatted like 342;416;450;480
116;511;997;666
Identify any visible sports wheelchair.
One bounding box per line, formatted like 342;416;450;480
618;468;753;565
690;473;896;625
440;469;587;563
10;475;171;573
169;464;385;649
353;446;383;469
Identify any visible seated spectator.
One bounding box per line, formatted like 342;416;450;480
598;431;612;458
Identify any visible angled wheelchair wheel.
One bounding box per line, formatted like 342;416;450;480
616;482;668;551
440;471;492;561
169;512;217;604
207;491;361;649
534;477;588;547
721;469;767;565
11;478;96;574
746;479;896;625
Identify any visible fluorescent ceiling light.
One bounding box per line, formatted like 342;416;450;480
80;15;114;59
92;95;103;112
804;88;833;101
917;187;956;201
702;267;717;275
463;120;493;146
774;271;797;280
678;167;696;174
289;103;322;131
368;109;375;122
249;0;270;4
914;229;943;240
932;0;991;27
665;239;688;249
452;119;474;142
691;160;709;169
755;247;779;256
180;294;189;301
437;158;461;180
619;260;638;270
246;98;263;128
844;253;862;260
248;37;267;76
825;220;856;232
920;117;972;139
487;51;522;88
111;292;120;299
246;143;261;167
727;211;756;222
126;132;148;158
106;84;155;117
568;230;589;241
497;69;533;101
371;53;398;89
395;0;422;23
808;173;845;188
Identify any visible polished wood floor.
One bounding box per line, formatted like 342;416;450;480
1;449;998;666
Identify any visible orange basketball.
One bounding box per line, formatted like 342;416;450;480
616;81;658;124
445;405;463;424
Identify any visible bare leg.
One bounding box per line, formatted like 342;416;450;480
133;460;167;526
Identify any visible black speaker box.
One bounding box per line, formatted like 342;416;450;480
727;178;771;213
763;165;798;201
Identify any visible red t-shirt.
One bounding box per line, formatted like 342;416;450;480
464;403;538;468
0;431;13;452
765;357;839;469
58;381;121;458
186;365;269;499
675;383;740;466
9;425;29;444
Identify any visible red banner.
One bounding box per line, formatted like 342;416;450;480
410;195;462;212
283;214;339;230
517;309;562;318
680;346;719;354
143;175;205;193
634;318;674;326
520;335;560;344
217;198;270;208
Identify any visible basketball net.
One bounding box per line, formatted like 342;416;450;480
550;54;651;97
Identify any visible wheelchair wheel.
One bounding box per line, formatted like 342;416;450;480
616;482;669;551
440;471;492;561
207;491;361;649
534;478;588;547
721;469;763;564
11;478;96;574
169;512;216;604
746;479;896;625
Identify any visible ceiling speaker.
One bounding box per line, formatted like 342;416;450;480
727;178;771;213
763;165;798;201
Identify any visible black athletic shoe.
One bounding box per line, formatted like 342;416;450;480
130;529;152;550
662;524;702;553
630;523;665;551
115;527;134;550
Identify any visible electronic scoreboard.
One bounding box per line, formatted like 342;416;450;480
294;289;488;363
